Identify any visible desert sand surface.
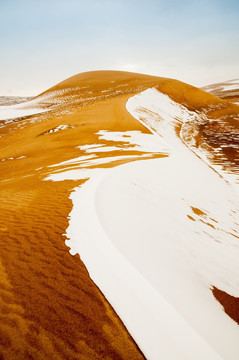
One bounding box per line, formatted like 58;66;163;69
1;70;239;360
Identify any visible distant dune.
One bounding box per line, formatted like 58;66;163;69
0;71;239;360
202;78;239;104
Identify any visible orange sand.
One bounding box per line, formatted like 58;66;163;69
1;71;239;359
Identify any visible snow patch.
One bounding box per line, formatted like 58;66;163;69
0;101;49;121
48;124;70;133
1;155;26;162
48;155;96;168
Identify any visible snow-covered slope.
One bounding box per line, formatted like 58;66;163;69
203;78;239;93
0;98;50;124
45;88;239;359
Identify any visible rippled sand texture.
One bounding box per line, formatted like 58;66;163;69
0;71;239;360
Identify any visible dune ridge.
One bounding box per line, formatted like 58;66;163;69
0;71;239;359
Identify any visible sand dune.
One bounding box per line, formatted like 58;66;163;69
1;70;239;359
202;79;239;105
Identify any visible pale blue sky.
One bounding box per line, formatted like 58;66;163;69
0;0;238;95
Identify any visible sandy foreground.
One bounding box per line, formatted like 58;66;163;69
0;71;239;359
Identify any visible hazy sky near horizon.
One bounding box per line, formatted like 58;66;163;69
0;0;239;95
